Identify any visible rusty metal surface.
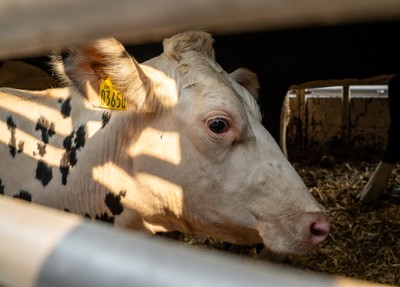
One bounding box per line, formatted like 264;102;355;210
284;85;389;154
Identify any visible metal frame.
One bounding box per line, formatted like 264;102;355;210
1;0;400;59
0;196;389;287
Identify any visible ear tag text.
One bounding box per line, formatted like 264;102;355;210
99;77;127;110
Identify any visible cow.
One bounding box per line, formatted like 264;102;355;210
357;74;400;203
0;30;329;257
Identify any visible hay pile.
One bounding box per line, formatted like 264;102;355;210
287;151;400;286
169;151;400;286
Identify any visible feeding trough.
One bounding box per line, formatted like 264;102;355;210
281;76;392;158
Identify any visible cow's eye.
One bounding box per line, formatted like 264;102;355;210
207;117;230;134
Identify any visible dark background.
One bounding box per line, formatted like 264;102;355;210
12;20;400;142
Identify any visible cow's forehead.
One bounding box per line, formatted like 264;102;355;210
178;59;261;122
145;49;261;122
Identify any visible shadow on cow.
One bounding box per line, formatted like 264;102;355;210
0;31;330;259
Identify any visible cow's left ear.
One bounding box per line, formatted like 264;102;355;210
51;38;154;112
230;68;260;101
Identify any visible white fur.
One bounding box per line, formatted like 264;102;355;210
0;31;328;255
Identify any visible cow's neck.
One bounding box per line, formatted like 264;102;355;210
59;109;185;232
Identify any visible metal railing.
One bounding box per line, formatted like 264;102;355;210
1;0;400;59
0;195;390;287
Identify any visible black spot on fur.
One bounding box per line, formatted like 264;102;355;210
0;179;4;195
13;190;32;202
37;143;46;157
49;123;55;136
95;213;115;224
17;141;24;154
59;126;86;185
63;133;73;150
105;190;126;216
60;97;72;118
6;116;16;129
60;133;73;185
74;125;86;150
35;160;53;186
59;153;70;185
101;111;111;128
6;116;17;157
69;149;78;166
8;145;16;157
35;116;56;144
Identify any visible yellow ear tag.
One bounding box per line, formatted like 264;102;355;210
99;77;127;110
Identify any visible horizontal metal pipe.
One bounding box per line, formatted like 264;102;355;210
1;0;400;59
0;195;390;287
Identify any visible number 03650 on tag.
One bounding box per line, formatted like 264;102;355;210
99;78;127;110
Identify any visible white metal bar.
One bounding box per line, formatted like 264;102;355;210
0;195;390;287
1;0;400;59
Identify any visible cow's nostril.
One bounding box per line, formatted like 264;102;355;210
310;220;330;245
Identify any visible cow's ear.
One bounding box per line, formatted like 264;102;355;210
163;30;215;61
51;38;153;112
230;68;260;101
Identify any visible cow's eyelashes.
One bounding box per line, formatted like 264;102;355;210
207;117;230;134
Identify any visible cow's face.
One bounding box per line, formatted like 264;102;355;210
53;31;329;256
146;31;329;255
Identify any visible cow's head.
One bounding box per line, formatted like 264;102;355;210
52;30;329;256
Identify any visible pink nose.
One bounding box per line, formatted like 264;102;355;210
310;219;330;245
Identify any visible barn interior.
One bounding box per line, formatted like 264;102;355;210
1;0;400;286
